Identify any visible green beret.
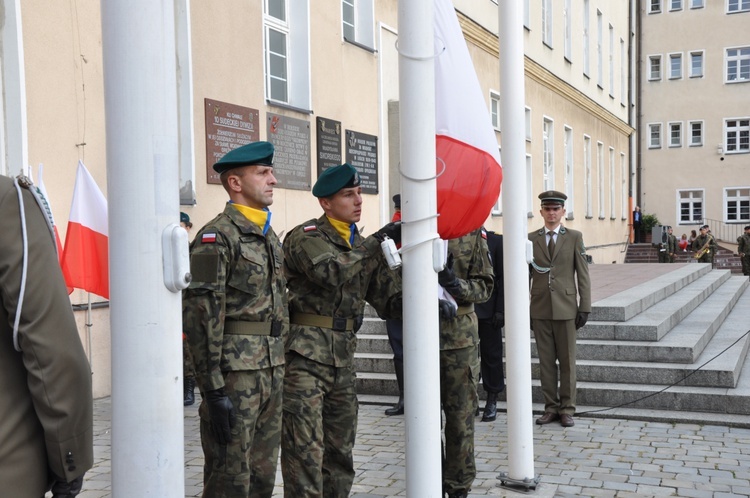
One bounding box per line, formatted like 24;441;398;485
213;141;274;174
180;211;190;224
312;163;361;198
538;190;567;205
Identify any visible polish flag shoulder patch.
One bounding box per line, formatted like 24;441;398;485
202;232;217;244
303;225;317;232
481;228;488;239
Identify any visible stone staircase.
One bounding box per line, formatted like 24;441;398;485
355;264;750;421
624;242;743;273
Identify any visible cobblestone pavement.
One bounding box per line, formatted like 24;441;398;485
70;396;750;497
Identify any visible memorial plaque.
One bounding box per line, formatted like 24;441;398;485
204;98;259;185
267;113;311;191
345;130;378;194
316;117;342;177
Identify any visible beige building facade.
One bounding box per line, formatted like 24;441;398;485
637;0;749;243
1;0;633;397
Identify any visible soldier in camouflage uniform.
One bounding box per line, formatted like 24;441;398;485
666;226;678;263
693;225;717;265
281;163;401;498
737;225;750;276
436;229;494;498
183;141;288;498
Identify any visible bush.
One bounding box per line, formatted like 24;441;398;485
641;214;660;233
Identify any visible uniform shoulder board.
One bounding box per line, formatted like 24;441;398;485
303;225;317;232
201;232;217;244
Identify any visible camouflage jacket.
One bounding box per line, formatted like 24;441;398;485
693;233;717;253
738;234;750;254
440;229;494;351
183;203;288;393
283;215;402;367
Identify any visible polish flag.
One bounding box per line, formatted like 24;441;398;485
61;161;109;299
434;0;503;239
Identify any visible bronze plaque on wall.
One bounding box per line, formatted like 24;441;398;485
266;113;311;191
345;130;378;194
316;117;342;178
204;98;260;185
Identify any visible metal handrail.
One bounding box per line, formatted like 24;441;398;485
701;218;745;244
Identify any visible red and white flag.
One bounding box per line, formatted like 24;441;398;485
61;161;109;299
434;0;503;239
37;164;74;294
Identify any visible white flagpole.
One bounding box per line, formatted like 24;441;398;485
101;1;185;496
499;0;537;484
398;0;443;496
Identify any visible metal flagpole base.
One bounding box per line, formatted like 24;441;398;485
496;472;540;493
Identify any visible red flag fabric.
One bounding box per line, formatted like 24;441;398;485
37;164;73;294
434;0;503;239
61;161;109;299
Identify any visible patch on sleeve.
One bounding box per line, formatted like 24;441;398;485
303;225;317;232
481;228;487;239
302;237;334;265
190;253;220;284
202;232;217;244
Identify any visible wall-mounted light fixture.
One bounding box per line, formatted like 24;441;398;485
717;145;724;155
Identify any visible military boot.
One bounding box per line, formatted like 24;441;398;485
183;377;195;406
385;359;404;416
481;392;497;422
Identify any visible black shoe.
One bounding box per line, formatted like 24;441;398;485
481;392;497;422
183;377;195;406
385;395;404;416
447;491;468;498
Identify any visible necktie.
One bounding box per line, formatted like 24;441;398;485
548;232;555;257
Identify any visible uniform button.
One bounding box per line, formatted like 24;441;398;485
68;465;76;471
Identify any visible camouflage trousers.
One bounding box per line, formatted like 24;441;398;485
741;254;750;276
183;334;195;381
199;365;283;498
281;352;358;498
440;344;480;495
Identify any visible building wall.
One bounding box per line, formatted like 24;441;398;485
638;0;749;239
6;0;634;396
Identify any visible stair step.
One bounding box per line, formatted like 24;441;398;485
355;334;392;354
355;352;395;373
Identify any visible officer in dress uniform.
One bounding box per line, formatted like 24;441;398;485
0;175;93;497
280;163;401;498
737;226;750;276
693;225;717;265
529;190;591;428
183;141;288;498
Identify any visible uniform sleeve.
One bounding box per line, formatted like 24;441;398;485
365;257;402;319
284;228;381;291
445;231;493;304
183;229;230;392
493;236;505;313
0;184;93;482
574;232;592;313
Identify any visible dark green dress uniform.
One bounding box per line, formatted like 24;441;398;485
281;215;401;498
0;176;93;496
183;203;288;498
738;228;750;276
693;231;717;264
667;232;678;263
439;229;493;496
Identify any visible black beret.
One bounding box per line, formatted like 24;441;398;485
180;212;190;224
538;190;567;205
392;194;401;208
213;141;274;174
312;163;361;198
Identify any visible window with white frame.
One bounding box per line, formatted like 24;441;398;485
490;91;501;131
609;25;614;97
342;0;374;50
264;0;311;110
542;0;553;47
649;0;662;13
583;0;590;77
649;123;662;148
621;39;627;104
526;154;533;216
690;51;704;78
679;190;703;223
543;118;554;190
564;0;572;60
726;188;750;222
670;0;683;10
726;47;750;82
620;153;627;220
584;135;593;218
725;118;750;153
691;0;704;8
525;107;532;141
669;53;682;79
597;142;604;219
609;147;616;219
524;0;530;29
728;0;750;13
649;55;662;80
597;11;603;88
564;126;574;217
669;122;682;147
689;121;703;146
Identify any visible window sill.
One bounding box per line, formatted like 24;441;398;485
265;100;313;115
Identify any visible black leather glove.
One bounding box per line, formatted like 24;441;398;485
575;312;589;330
438;299;457;320
491;311;505;329
205;388;236;445
51;473;84;498
438;253;459;289
354;315;364;333
374;222;401;245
